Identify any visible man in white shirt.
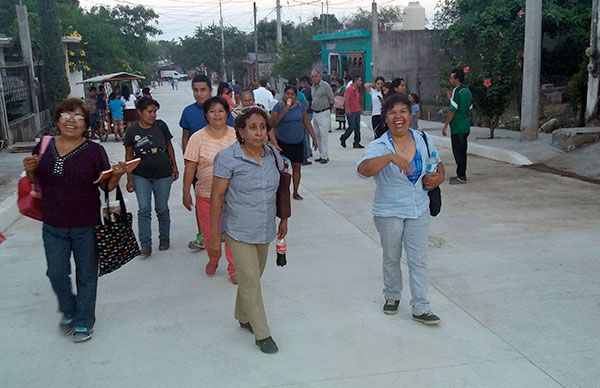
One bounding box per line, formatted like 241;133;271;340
253;79;277;112
310;69;335;163
364;76;385;138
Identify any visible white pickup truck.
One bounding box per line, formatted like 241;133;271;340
160;70;187;80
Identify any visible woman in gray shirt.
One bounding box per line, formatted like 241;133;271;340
209;107;288;354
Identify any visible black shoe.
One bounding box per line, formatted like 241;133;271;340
412;312;441;325
239;321;253;334
319;158;329;164
302;160;312;166
340;137;346;148
383;299;399;315
159;238;170;251
59;317;74;336
314;158;322;162
353;143;365;149
140;246;152;257
255;336;278;354
449;176;467;185
73;327;94;343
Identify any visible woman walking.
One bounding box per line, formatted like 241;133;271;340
183;97;238;284
269;85;318;200
209;107;288;353
364;76;385;137
356;93;444;325
108;92;125;141
22;98;127;342
121;86;138;127
124;97;179;257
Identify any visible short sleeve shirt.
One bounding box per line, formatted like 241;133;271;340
123;120;173;179
448;85;473;134
213;142;282;244
369;89;383;116
272;102;305;144
179;102;234;135
355;129;437;219
35;139;110;228
108;99;124;119
411;103;420;116
344;86;360;113
183;127;237;198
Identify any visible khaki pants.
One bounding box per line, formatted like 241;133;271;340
224;234;271;340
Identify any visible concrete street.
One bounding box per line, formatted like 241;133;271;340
1;82;599;387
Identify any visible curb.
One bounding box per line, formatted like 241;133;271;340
0;192;21;232
428;134;533;166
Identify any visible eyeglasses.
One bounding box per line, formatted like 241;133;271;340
59;112;85;122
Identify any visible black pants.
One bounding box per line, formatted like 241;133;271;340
451;132;469;179
372;115;383;139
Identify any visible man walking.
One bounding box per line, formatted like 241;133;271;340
310;70;335;163
253;79;277;112
340;76;364;149
442;68;472;184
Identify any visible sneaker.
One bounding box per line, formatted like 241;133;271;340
302;160;312;166
230;273;238;285
205;261;218;275
73;327;93;343
314;158;322;162
449;176;467;185
59;317;74;336
140;246;152;258
383;299;400;315
340;137;346;148
158;238;170;251
188;233;205;250
412;312;441;325
255;336;278;354
319;158;329;164
239;321;253;334
353;143;365;149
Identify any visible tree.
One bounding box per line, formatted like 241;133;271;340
344;6;403;30
37;0;70;113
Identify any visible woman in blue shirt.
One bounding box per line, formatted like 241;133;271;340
357;93;445;325
108;92;125;141
269;85;318;200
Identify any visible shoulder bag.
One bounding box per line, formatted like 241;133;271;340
267;144;292;219
17;136;53;221
420;132;442;217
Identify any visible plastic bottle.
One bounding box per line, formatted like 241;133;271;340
276;238;287;267
425;150;440;174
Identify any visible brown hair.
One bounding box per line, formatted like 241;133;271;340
233;107;271;143
56;98;91;129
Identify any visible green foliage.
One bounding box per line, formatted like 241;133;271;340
344;6;403;30
435;0;591;134
37;0;70;113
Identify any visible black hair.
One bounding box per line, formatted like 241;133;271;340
452;68;465;83
375;76;385;83
56;97;91;129
259;79;268;87
136;96;160;111
217;81;229;96
233;107;272;144
381;93;412;120
202;96;229;117
284;85;297;95
192;74;212;89
142;87;151;95
410;93;420;104
89;86;97;92
122;85;131;101
299;75;310;83
108;92;117;100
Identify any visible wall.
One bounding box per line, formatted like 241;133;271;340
375;30;440;104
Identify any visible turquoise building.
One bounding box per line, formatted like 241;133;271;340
313;29;372;111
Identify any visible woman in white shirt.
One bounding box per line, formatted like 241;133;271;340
121;86;138;127
364;76;385;138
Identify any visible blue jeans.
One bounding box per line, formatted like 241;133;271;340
42;223;98;329
303;113;313;160
341;112;361;144
132;175;172;247
374;212;431;315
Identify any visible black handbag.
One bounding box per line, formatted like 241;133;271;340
267;144;292;219
95;184;140;276
421;132;442;217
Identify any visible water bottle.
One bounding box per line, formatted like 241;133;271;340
425;150;440;174
276;238;287;267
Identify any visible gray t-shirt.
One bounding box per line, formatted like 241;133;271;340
124;119;173;179
213;142;282;244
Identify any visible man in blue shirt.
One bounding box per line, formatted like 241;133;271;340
179;74;234;251
179;74;234;152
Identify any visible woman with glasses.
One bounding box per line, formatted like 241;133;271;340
22;98;127;343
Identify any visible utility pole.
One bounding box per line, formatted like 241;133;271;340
276;0;283;95
586;0;600;123
321;2;324;33
371;1;378;80
326;0;329;33
253;2;259;82
219;0;226;80
519;0;542;141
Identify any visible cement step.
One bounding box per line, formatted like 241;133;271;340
551;127;600;152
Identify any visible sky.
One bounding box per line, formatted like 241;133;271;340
79;0;439;41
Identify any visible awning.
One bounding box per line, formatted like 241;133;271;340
78;72;145;84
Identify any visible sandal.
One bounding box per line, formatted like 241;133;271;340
293;193;303;200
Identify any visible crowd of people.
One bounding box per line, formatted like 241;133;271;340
23;66;473;353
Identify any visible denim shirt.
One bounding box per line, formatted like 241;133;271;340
356;128;437;219
213;142;282;244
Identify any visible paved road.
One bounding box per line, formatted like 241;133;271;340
1;82;599;387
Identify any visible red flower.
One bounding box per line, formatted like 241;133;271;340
446;90;452;98
463;66;470;73
483;79;492;88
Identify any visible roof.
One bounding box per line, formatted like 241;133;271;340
313;29;371;42
78;72;145;84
